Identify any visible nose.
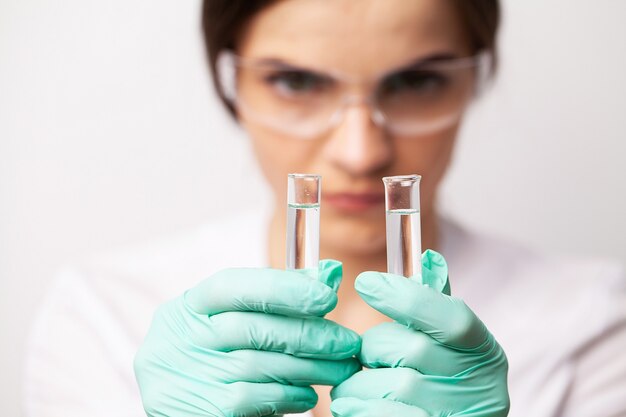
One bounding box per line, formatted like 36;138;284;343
323;103;393;177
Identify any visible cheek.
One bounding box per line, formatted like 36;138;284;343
244;122;323;202
394;125;458;211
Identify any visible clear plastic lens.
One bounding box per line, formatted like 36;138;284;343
240;68;339;128
376;68;474;132
264;70;335;99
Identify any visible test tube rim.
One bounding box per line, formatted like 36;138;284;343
288;173;322;180
382;174;421;185
287;173;321;207
383;174;421;213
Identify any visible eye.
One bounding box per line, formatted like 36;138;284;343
380;70;449;96
263;70;332;95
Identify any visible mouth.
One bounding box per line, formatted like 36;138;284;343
323;192;385;213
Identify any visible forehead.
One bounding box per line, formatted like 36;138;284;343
238;0;470;75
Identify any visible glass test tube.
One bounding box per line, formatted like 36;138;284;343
286;174;321;271
383;175;422;278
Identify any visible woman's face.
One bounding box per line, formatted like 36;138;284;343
236;0;473;255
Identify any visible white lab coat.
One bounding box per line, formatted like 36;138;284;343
23;208;626;417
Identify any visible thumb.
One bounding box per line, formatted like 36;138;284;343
318;259;343;293
415;249;451;295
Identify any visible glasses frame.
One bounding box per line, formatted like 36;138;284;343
217;49;492;139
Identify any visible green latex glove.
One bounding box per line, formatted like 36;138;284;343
331;250;509;417
134;260;361;417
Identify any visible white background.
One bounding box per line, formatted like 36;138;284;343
1;0;625;415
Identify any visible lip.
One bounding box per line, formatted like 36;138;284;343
323;192;385;213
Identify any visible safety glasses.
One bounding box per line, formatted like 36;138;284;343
217;50;490;139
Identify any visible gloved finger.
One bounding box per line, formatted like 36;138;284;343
220;350;361;386
355;272;487;349
358;322;484;376
332;367;509;416
331;398;430;417
331;368;425;405
186;262;341;317
331;368;444;409
221;382;318;417
233;350;361;386
195;311;360;359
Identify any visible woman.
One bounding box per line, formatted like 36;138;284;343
24;1;626;417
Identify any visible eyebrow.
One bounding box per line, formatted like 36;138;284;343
247;58;321;72
246;59;335;81
243;51;468;74
398;52;462;69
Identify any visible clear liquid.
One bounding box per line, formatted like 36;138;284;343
286;204;320;271
386;209;422;278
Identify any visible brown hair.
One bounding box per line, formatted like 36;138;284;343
202;0;500;116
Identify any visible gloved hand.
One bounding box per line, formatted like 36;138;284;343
331;250;509;417
134;260;361;417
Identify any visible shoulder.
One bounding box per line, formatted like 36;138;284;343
24;209;269;414
442;217;624;300
441;219;626;416
25;209;268;365
42;207;269;328
441;217;625;348
81;207;268;296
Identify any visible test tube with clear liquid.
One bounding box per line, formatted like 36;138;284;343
383;175;422;279
286;174;321;272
